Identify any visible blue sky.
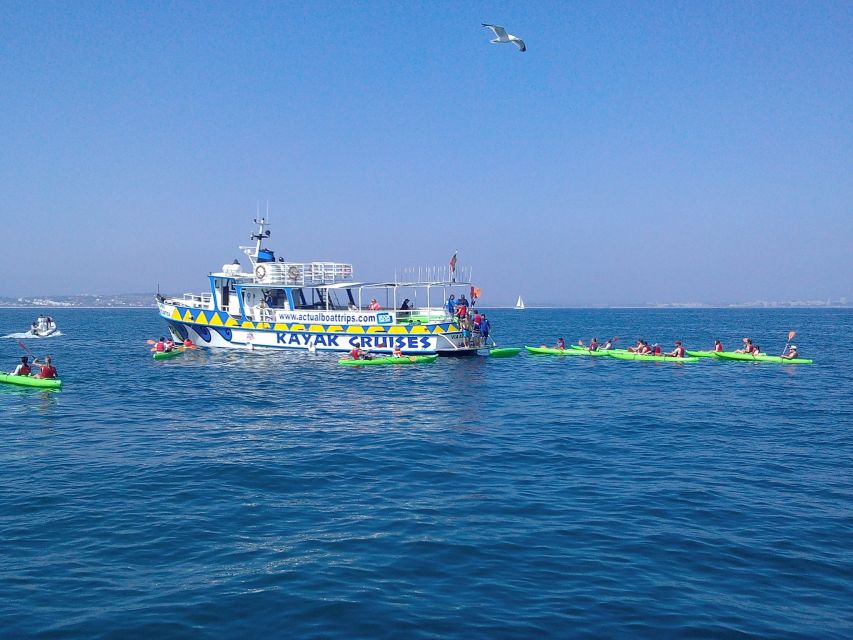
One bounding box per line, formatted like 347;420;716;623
1;1;850;305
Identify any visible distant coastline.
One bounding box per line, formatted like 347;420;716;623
1;294;849;310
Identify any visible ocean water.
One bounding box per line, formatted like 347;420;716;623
1;308;851;639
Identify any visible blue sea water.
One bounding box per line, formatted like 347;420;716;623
1;308;851;639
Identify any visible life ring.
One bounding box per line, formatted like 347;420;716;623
288;265;299;280
255;265;266;279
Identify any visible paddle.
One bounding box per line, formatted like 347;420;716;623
781;330;796;357
17;340;33;356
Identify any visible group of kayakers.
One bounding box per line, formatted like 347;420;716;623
151;336;194;353
8;355;58;379
551;335;802;359
735;337;800;359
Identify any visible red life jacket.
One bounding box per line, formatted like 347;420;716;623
715;343;723;352
350;348;360;359
155;342;165;352
37;365;57;379
18;364;31;376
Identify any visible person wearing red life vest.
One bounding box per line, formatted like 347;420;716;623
714;340;724;352
32;356;58;379
153;337;166;353
10;356;32;376
666;341;686;358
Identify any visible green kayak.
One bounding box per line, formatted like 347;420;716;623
0;373;62;389
608;352;699;363
686;350;718;358
152;348;186;361
525;346;617;357
714;352;812;364
488;347;521;358
339;355;438;366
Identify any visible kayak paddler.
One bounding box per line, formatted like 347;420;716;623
153;337;166;353
781;345;799;360
714;340;724;352
555;337;566;350
31;356;58;379
735;338;755;354
588;338;599;351
10;356;32;376
392;346;403;358
666;341;686;358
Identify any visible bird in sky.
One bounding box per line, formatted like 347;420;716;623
481;23;526;52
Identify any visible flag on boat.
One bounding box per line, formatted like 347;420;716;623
449;252;457;271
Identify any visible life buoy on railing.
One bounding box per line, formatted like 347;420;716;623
288;265;299;280
255;265;266;280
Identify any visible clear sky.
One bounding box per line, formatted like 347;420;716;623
1;1;850;306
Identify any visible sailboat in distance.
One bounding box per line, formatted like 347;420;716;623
515;295;525;310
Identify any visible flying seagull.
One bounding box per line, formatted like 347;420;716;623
482;23;526;52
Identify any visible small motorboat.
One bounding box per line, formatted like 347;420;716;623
28;315;58;337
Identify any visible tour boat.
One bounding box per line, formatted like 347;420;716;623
156;217;480;355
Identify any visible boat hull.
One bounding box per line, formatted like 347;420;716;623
159;304;465;355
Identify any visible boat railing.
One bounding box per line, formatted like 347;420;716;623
254;262;354;286
170;293;212;309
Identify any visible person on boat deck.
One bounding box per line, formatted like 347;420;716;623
666;341;686;358
368;298;381;311
555;337;566;350
461;316;473;347
781;345;799;360
588;338;599;351
392;346;403;358
455;300;469;320
714;340;724;352
399;298;411;311
32;356;57;379
445;294;456;316
153;337;166;353
479;314;491;345
10;356;31;376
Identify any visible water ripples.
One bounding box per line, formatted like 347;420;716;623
1;308;852;637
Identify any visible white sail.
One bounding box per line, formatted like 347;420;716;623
515;296;525;310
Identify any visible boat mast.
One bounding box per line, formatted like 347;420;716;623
249;217;271;264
